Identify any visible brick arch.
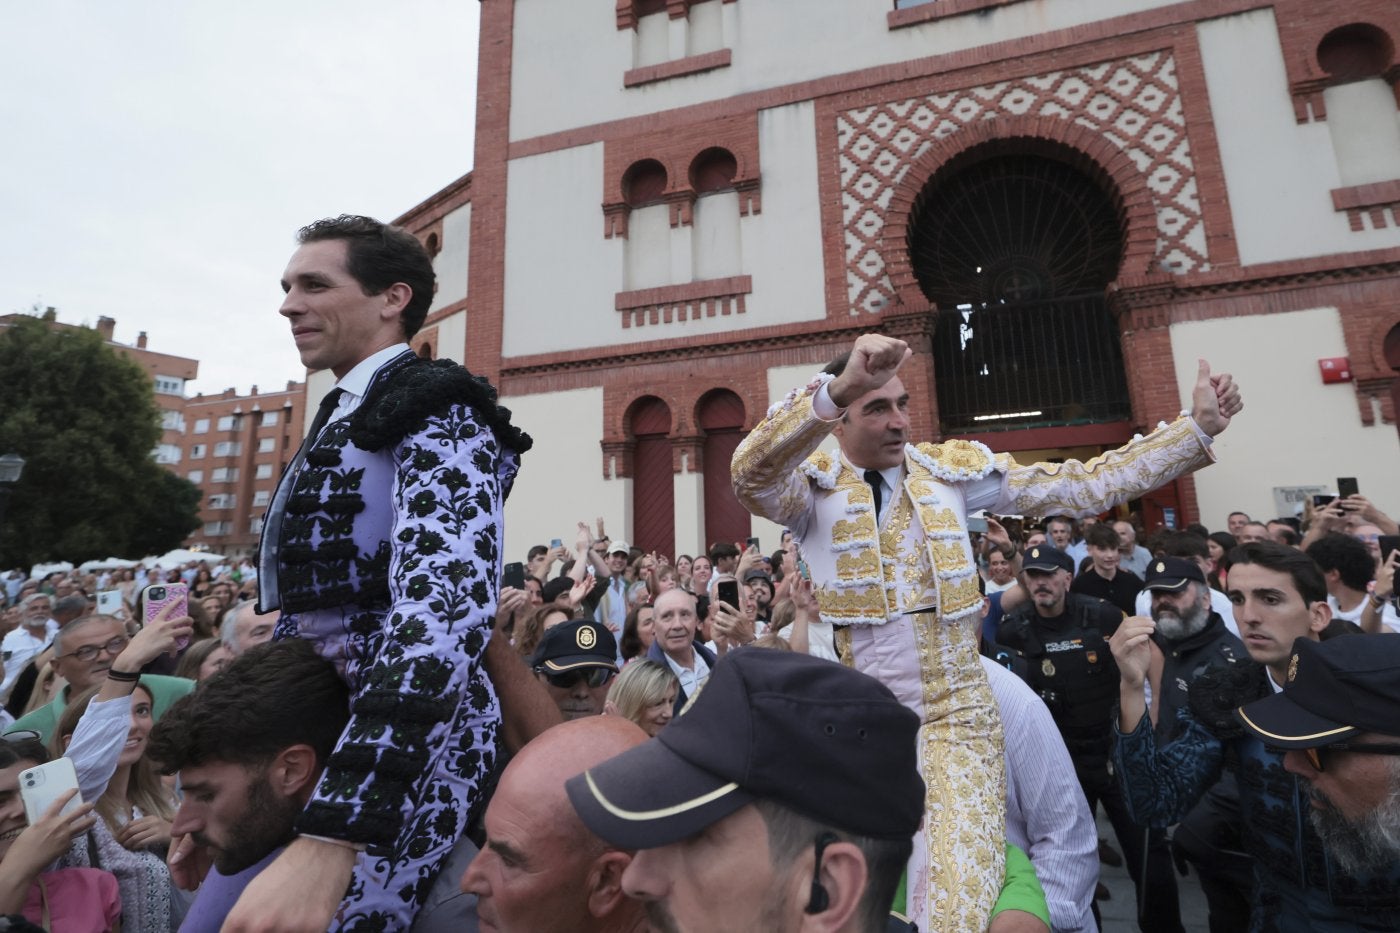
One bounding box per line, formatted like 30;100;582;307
878;115;1160;310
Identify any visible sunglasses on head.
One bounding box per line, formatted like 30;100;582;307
1302;742;1400;773
536;667;613;690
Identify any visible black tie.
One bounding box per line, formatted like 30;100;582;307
864;469;884;521
300;388;346;455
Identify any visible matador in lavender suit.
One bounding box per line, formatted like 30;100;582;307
731;334;1242;932
230;216;529;932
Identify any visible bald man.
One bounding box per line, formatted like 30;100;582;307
461;717;650;933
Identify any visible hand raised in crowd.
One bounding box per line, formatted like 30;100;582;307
984;515;1013;554
1310;497;1348;532
575;521;594;553
495;586;528;632
568;573;595;609
167;832;214;891
123;599;195;666
1341;494;1400;534
1109;615;1157;689
116;813;173;852
788;575;818;618
1376;550;1397;604
1189;358;1243;437
735;544;762;580
711;598;755;654
2;791;96;879
828;334;912;408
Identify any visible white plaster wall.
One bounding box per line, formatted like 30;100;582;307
1324;80;1400;187
687;0;723;57
1168;308;1400;528
500;386;630;560
502;105;825;356
674;470;705;558
510;0;1184;141
626;203;673;290
746;101;826;326
501;143;623;357
433;309;468;365
430;203;471;312
1197;11;1400;264
691;192;742;280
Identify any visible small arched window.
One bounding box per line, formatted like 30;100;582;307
1317;23;1394;82
623;159;668;208
690;147;738;194
424;232;441;257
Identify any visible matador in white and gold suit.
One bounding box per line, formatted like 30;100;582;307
731;336;1241;932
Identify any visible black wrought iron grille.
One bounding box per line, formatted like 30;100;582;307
907;154;1132;433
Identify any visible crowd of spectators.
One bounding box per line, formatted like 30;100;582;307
0;491;1396;931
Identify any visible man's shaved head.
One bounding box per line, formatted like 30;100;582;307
462;717;650;933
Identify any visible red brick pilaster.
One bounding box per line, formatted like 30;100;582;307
465;0;516;384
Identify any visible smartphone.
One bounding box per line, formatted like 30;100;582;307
502;561;525;590
797;559;811;581
1312;494;1335;509
966;515;989;533
142;582;190;651
1379;535;1400;562
96;590;123;616
746;536;760;552
550;538;563;549
716;579;740;610
1337;477;1360;499
19;758;83;824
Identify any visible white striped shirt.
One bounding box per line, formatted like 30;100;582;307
983;657;1099;933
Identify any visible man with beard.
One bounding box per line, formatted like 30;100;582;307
149;640;351;931
1112;558;1251;931
1237;635;1400;880
1112;543;1400;930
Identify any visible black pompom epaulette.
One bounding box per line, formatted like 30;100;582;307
347;354;533;457
1187;659;1271;740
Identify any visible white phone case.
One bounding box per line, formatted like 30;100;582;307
19;758;83;824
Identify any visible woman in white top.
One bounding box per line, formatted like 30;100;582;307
52;606;193;932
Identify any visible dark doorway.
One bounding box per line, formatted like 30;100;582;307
629;397;674;557
698;389;750;549
907;152;1132;434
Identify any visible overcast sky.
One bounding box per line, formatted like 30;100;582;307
1;1;479;396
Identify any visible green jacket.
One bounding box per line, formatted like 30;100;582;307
7;674;194;743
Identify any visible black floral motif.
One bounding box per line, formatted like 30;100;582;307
407;490;438;518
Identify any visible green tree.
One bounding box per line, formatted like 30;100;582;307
0;315;201;566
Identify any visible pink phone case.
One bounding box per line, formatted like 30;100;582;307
142;582;190;649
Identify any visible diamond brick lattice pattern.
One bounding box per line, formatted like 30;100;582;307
838;51;1208;315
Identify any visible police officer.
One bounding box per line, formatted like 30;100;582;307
1000;545;1182;933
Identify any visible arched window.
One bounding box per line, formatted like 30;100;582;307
629;396;674;557
623;160;672;290
690;147;738;193
1316;23;1400;193
697;389;749;547
623;159;668;208
907;149;1130;434
1317;23;1393;81
424;232;441;258
689;148;741;280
